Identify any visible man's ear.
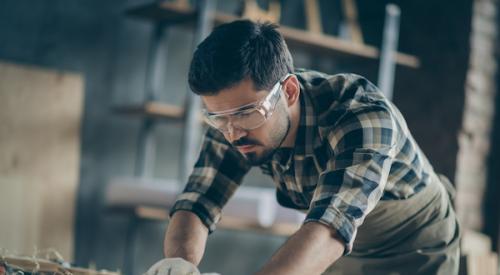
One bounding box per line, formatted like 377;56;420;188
283;75;300;106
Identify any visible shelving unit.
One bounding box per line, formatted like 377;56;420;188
219;13;419;68
110;1;217;274
115;0;419;122
126;1;420;68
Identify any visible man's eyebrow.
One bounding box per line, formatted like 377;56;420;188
205;96;267;115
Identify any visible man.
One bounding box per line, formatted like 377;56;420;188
162;20;460;275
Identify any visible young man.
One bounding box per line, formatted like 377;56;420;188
163;20;460;275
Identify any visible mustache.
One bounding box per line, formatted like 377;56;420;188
232;137;262;147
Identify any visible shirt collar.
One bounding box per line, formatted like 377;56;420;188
273;82;322;170
294;83;320;158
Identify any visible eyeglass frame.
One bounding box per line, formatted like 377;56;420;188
202;73;293;132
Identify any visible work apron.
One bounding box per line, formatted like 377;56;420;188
323;174;461;275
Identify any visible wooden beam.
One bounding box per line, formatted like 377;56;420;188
466;253;498;275
341;0;364;44
135;206;300;236
0;256;120;275
125;1;197;24
305;0;323;34
0;257;60;273
114;101;185;121
242;0;281;23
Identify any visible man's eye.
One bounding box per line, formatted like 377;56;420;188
236;112;252;118
212;116;227;124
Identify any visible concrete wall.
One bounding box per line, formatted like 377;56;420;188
0;0;472;274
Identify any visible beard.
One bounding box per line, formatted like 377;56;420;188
242;104;291;166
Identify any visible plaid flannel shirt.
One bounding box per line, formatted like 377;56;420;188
170;69;437;254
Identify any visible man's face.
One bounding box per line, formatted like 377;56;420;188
202;78;291;165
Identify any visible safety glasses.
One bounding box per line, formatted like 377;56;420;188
203;74;292;133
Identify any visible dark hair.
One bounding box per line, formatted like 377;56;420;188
188;20;294;95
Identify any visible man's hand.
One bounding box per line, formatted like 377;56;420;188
144;258;201;275
255;222;345;275
144;258;221;275
164;210;209;266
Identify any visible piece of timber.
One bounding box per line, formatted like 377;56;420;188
125;1;197;24
135;206;300;236
114;101;184;120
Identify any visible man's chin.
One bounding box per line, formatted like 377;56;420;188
244;148;277;166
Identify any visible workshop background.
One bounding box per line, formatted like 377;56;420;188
0;0;499;274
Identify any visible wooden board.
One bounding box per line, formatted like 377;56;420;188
113;101;185;121
134;206;301;236
125;1;197;24
0;61;83;261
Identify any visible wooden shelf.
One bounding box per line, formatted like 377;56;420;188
214;13;419;68
134;206;300;236
125;2;420;69
125;1;197;24
114;101;185;120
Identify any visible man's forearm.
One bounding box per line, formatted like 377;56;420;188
164;210;209;266
255;222;345;275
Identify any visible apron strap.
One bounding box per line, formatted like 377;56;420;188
437;173;456;201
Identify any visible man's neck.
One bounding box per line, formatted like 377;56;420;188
280;95;301;148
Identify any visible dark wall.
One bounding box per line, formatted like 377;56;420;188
486;70;500;251
0;0;472;273
358;0;472;180
485;6;500;250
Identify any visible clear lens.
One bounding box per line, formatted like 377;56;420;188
232;109;266;130
206;109;266;132
205;115;228;129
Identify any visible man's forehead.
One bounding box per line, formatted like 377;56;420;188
201;79;268;112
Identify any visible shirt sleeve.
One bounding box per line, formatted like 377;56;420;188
170;127;251;233
304;82;399;255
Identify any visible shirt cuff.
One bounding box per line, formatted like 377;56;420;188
303;206;356;255
169;196;222;234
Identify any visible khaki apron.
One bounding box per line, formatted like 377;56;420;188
323;174;461;275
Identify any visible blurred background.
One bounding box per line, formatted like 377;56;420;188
0;0;499;274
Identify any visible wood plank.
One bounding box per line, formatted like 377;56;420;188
114;101;185;120
135;206;300;236
341;0;364;44
466;253;498;275
0;256;60;273
0;256;120;275
0;61;83;261
305;0;323;34
460;230;499;275
242;0;281;23
125;1;197;24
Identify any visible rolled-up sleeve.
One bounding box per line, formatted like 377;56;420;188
304;103;398;255
170;127;251;233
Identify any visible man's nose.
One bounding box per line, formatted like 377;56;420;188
225;122;247;143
